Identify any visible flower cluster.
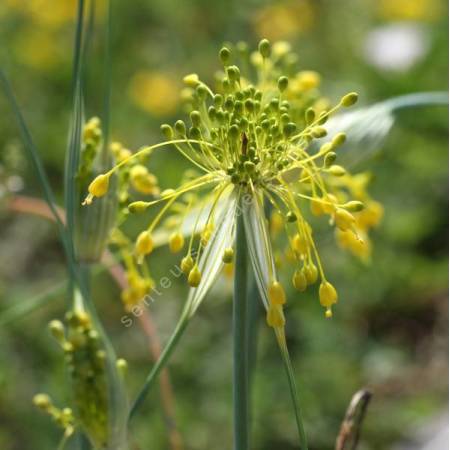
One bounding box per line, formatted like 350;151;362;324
83;39;382;322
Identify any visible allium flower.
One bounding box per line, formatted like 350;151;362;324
84;39;378;321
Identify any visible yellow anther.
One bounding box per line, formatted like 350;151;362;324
319;281;338;308
268;281;286;305
292;269;307;292
334;208;356;232
325;308;333;318
169;232;185;253
266;304;286;328
222;247;234;264
188;264;202;287
82;174;109;205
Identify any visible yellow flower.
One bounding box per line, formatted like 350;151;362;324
253;1;314;41
128;71;179;117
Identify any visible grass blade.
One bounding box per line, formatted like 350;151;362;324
0;72;68;247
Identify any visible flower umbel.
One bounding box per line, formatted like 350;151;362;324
83;39;381;320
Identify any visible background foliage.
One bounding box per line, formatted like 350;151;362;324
0;0;447;449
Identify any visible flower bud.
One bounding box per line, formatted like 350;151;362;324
343;201;365;212
160;124;174;140
340;92;358;107
268;281;286;305
188;264;202;287
266;304;285;328
328;165;346;176
292;269;307;292
324;152;337;167
128;201;149;214
304;263;318;284
222;247;234;264
311;126;327;138
33;393;52;411
181;255;194;275
277;76;289;92
293;233;308;255
169;232;184;253
82;174;110;205
135;231;154;258
319;281;338;307
331;132;346;148
183;73;200;87
258;39;271;58
334;208;356;231
219;47;231;65
305;107;315;124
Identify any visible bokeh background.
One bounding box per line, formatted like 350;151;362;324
0;0;448;449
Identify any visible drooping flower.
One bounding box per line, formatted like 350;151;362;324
83;39;381;320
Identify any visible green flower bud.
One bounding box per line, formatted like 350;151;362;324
331;132;346;148
283;122;297;138
343;201;365;212
324;152;337;167
277;76;289;92
258;39;271;58
219;47;231;65
190;110;201;127
189;127;201;139
341;92;358;107
328;165;346;176
305;107;315;125
160;124;173;140
175;119;186;136
311;126;327;138
227;65;240;83
213;94;223;107
128;201;149;214
222;247;234;264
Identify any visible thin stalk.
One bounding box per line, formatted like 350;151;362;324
233;203;250;450
275;329;309;450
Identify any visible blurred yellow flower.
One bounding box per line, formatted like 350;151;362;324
378;0;441;22
13;28;62;70
253;1;314;41
128;71;179;117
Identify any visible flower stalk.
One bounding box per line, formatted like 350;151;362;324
233;198;250;450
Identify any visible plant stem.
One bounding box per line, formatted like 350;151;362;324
233;203;250;450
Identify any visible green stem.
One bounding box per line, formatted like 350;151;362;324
276;330;309;450
233;202;250;450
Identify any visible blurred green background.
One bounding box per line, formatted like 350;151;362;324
0;0;448;449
